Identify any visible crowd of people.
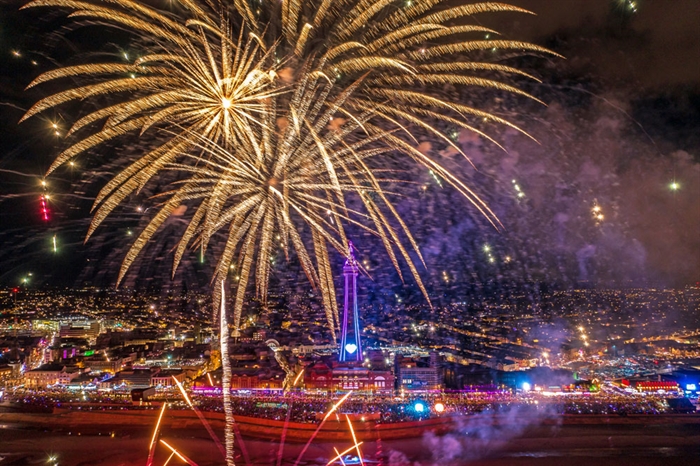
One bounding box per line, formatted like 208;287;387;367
3;387;689;423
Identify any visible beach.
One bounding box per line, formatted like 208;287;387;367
2;417;700;465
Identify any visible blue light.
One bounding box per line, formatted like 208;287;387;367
344;343;358;354
522;382;531;392
686;384;697;391
414;402;425;413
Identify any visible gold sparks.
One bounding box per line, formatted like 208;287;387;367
23;0;555;354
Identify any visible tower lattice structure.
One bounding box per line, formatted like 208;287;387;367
339;242;362;363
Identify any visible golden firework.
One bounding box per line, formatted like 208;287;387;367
21;0;279;241
22;0;557;339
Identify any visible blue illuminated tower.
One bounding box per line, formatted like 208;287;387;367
339;242;362;362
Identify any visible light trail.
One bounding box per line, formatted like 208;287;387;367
293;368;305;387
162;451;176;466
146;403;167;466
333;448;347;466
276;402;294;466
173;376;225;459
323;391;354;423
230;420;251;466
40;194;49;221
159;440;198;466
345;415;364;466
325;443;364;466
220;281;235;466
294;391;353;466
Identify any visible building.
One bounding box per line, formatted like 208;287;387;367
65;372;108;390
59;321;101;341
633;380;680;393
304;360;394;393
304;362;333;391
304;246;396;393
131;387;156;402
396;353;442;391
0;364;14;381
24;363;80;388
331;363;394;392
83;356;130;374
100;368;156;390
49;345;79;361
397;365;440;391
150;369;186;388
32;320;60;332
662;369;700;394
230;368;285;390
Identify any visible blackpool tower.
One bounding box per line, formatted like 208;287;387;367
339;242;362;362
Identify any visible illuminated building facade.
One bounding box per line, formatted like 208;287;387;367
24;363;80;388
395;353;443;391
304;361;394;393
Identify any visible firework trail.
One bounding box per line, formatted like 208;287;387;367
219;280;235;465
146;403;167;466
276;401;294;466
160;440;199;466
294;390;354;466
173;376;226;459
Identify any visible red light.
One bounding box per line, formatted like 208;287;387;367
13;288;19;293
40;195;49;221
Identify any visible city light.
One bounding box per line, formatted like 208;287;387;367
293;368;305;387
2;1;697;465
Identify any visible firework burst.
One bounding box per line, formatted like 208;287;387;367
22;1;557;343
21;0;279;244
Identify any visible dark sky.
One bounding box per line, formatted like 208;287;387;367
505;0;700;89
0;0;698;293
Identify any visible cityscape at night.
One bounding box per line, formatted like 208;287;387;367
0;1;699;465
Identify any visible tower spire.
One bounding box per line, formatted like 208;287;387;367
339;241;362;362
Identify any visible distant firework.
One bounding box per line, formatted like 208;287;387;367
39;194;49;221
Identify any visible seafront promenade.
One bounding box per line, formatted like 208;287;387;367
2;407;700;442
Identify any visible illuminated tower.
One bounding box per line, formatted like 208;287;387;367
339;242;362;362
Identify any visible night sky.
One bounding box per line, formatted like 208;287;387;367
0;0;698;294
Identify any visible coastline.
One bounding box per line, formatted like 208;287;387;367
2;418;700;466
2;408;700;442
